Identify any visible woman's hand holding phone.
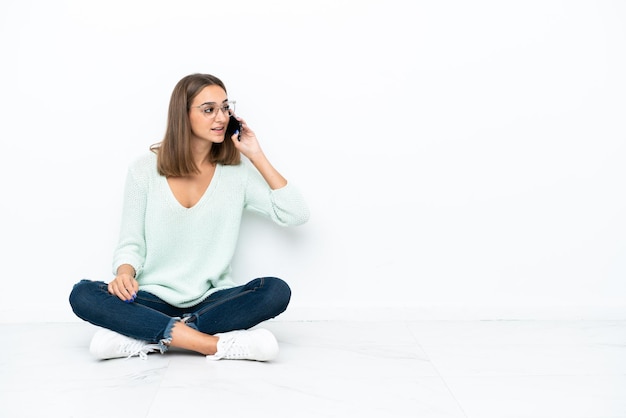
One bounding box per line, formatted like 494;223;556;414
230;115;264;160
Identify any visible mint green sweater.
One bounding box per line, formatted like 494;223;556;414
112;152;310;308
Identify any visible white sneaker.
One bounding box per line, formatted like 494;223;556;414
89;328;160;360
207;328;279;361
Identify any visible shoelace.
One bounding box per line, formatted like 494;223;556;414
218;335;250;360
120;341;161;360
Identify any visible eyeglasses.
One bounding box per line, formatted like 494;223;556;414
191;100;236;119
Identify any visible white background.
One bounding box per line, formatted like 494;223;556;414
1;0;625;321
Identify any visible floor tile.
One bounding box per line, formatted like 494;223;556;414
443;375;626;418
149;361;464;418
407;320;626;346
1;320;624;418
420;343;626;377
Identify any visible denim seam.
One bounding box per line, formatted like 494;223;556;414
193;277;266;317
134;294;172;307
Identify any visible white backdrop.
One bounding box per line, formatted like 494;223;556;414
1;0;625;322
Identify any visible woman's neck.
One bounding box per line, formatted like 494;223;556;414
190;140;213;173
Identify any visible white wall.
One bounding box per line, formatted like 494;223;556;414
1;0;625;322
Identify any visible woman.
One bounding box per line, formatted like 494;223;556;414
69;73;309;361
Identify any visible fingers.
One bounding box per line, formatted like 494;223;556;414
231;129;240;143
107;274;139;303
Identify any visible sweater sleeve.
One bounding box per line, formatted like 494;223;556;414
243;161;310;227
111;161;148;277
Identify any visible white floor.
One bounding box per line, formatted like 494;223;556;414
1;320;625;418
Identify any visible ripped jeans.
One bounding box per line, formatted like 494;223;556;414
69;277;291;352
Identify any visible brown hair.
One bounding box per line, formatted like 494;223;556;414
150;73;240;176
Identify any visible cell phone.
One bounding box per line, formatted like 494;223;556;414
226;115;242;141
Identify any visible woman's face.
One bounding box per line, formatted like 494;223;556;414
188;85;230;144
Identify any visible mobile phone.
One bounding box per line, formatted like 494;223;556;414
226;115;242;141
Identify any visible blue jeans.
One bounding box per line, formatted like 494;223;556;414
69;277;291;351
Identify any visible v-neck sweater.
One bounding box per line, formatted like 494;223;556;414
112;152;310;308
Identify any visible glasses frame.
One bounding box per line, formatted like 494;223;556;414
191;100;236;119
